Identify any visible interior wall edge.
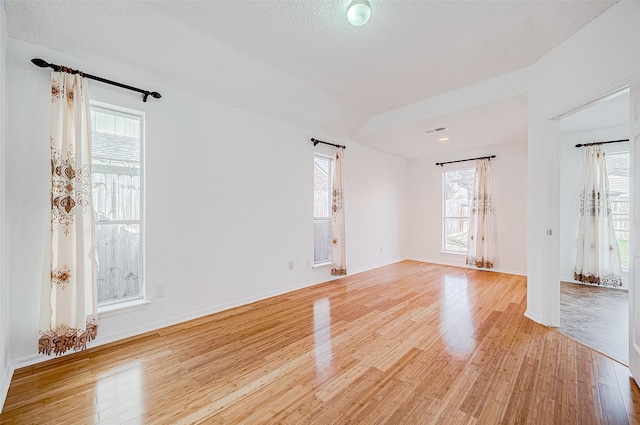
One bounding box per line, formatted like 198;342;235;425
0;362;11;414
346;258;406;276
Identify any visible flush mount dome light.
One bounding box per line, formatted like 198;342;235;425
347;0;371;26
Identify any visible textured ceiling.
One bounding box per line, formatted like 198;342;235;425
144;0;615;115
4;0;618;158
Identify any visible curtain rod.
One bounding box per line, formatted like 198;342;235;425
311;138;346;149
575;138;629;148
31;58;161;103
435;155;496;167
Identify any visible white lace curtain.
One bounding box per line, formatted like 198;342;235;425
574;146;622;287
331;148;347;276
38;71;98;356
466;158;495;269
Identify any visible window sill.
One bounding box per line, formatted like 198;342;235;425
313;262;331;269
98;299;150;318
440;251;466;256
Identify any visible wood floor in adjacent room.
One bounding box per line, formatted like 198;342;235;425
2;260;640;424
559;281;629;365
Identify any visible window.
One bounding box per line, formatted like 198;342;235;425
314;155;333;265
443;168;475;253
91;104;144;306
606;152;629;270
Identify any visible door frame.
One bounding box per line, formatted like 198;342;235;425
544;79;631;328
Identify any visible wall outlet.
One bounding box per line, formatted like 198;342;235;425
379;246;383;253
155;283;165;298
305;259;311;268
288;261;294;270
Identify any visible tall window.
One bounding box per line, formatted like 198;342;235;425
443;168;475;253
314;155;333;265
91;105;144;306
606;152;629;270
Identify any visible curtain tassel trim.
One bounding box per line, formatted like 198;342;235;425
38;319;98;356
573;271;622;288
466;256;494;269
331;267;347;276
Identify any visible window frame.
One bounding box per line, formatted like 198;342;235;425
606;150;630;272
442;166;475;254
91;101;146;311
313;153;333;266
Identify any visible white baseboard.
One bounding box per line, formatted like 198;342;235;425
408;257;527;276
524;309;544;325
8;258;472;371
11;274;341;370
0;361;13;413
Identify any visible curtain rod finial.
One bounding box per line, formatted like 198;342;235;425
31;58;49;68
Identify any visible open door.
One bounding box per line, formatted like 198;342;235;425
629;77;640;383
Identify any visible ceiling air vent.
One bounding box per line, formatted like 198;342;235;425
422;127;447;134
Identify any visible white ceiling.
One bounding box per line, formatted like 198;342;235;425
358;94;528;159
144;0;614;115
4;0;618;159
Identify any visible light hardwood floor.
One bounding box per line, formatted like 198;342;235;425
2;260;640;424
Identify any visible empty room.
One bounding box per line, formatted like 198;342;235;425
1;1;640;424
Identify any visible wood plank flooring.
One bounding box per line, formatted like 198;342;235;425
2;260;640;424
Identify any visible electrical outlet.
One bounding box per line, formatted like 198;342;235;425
305;259;311;268
155;284;165;298
379;246;383;253
288;261;294;270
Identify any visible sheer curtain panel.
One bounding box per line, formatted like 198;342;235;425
38;71;98;356
574;146;622;287
331;148;347;276
466;158;495;269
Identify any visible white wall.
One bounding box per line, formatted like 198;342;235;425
526;1;640;324
407;142;527;274
5;40;408;366
559;126;629;284
343;143;407;273
0;0;11;412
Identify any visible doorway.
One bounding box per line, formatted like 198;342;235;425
557;88;630;364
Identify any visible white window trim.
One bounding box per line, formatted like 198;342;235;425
99;299;150;318
606;150;630;272
442;166;474;255
314;153;333;266
92;101;147;313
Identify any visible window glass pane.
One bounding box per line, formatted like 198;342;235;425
314;219;332;263
92;173;141;221
314;156;331;218
607;152;629;270
95;223;142;303
444;218;469;252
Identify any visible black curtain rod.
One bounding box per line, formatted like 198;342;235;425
435;155;496;167
311;138;346;149
575;139;629;148
31;58;161;103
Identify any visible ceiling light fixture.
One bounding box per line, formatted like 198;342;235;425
439;137;449;142
347;0;371;26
